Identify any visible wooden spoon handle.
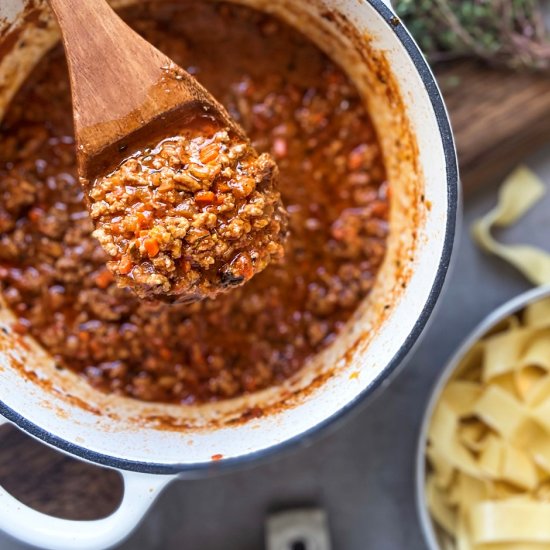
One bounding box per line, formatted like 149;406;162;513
48;0;170;132
47;0;225;173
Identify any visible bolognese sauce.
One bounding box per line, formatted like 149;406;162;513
0;2;389;404
89;129;287;303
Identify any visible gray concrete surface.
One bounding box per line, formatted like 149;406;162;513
2;146;550;549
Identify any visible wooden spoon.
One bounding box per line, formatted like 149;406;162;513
47;0;247;180
46;0;286;305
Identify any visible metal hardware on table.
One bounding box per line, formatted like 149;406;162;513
266;509;331;550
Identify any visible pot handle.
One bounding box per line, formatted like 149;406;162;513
0;418;175;550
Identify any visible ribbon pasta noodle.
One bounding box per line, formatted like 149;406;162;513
426;298;550;550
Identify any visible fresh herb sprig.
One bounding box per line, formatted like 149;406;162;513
394;0;550;70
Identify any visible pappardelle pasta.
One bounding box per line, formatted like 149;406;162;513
426;297;550;550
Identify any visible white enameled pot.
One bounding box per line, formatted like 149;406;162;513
0;0;458;548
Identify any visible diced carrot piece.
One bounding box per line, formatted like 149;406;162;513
195;191;215;205
135;211;152;230
158;181;175;192
118;256;133;275
151;172;162;186
144;238;160;257
216;183;231;193
95;269;114;289
110;222;123;235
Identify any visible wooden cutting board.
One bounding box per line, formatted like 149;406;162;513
439;60;550;193
2;59;550;520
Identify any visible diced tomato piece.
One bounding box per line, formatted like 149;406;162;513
28;208;44;223
180;259;191;273
371;201;388;218
347;145;366;170
232;253;254;280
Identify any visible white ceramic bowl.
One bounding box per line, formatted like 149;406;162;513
0;0;458;548
416;285;550;550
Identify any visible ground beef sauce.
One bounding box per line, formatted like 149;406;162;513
0;2;389;404
89;129;287;302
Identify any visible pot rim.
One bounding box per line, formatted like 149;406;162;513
0;0;459;475
415;285;550;549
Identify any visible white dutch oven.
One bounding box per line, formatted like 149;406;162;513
0;0;458;548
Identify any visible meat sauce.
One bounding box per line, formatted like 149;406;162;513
89;129;287;302
0;2;389;404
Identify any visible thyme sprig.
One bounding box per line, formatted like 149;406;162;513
394;0;550;70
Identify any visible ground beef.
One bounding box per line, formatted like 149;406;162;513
0;1;389;404
89;129;287;302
